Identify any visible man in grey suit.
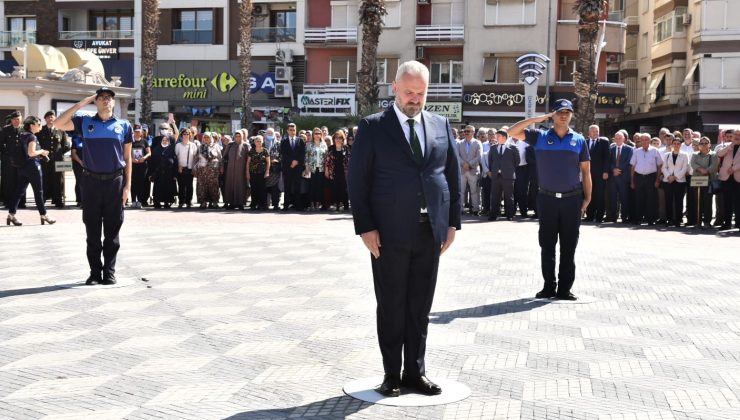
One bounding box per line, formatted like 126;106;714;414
487;129;520;220
349;60;461;398
456;125;483;215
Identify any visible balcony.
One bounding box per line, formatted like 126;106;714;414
305;27;357;44
59;30;134;40
0;31;36;48
427;83;463;99
555;81;626;89
303;83;356;94
557;20;626;54
620;60;637;71
172;29;213;44
252;27;296;43
623;15;639;27
608;10;624;23
415;25;464;43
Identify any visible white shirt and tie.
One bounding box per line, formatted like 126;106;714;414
393;103;425;157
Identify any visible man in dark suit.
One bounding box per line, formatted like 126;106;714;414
487;129;520;221
280;123;305;211
349;60;461;398
608;131;633;223
584;126;610;222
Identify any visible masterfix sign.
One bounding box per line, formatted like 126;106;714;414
297;94;356;116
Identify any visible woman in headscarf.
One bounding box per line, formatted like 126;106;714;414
223;129;250;210
195;132;222;209
147;128;178;208
247;135;271;210
324;129;351;211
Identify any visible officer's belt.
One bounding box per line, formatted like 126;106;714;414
84;169;123;181
539;187;582;199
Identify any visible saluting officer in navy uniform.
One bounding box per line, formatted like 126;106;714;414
0;111;27;208
37;110;71;208
55;87;133;285
508;99;592;301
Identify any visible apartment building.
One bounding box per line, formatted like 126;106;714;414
617;0;740;135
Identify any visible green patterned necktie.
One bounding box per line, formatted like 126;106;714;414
407;119;423;166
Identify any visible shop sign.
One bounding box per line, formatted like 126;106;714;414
376;100;462;122
71;40;119;60
298;94;356;116
463;92;547;107
146;71;275;99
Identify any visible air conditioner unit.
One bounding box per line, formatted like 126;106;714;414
275;48;293;64
683;14;692;25
416;46;425;60
275;66;293;81
274;83;291;98
253;5;268;16
606;54;619;64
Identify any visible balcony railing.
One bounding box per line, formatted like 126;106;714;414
172;29;213;44
0;31;36;48
427;83;463;98
59;30;134;40
305;27;357;44
252;27;297;43
303;83;356;94
555;81;626;89
608;10;624;23
415;25;464;42
624;15;639;26
620;60;638;71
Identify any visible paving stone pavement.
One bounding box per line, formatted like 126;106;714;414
0;207;738;420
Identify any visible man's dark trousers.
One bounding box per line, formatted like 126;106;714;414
481;176;491;213
82;174;124;278
491;174;515;218
537;193;582;294
514;165;529;216
370;221;440;377
634;173;657;224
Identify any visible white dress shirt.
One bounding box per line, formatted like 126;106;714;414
393;103;425;156
630;147;663;174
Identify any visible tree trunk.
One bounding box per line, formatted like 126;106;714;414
239;0;253;129
141;0;161;128
572;0;606;135
357;1;386;116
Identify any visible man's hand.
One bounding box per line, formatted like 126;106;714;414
581;199;590;218
613;168;622;176
654;178;661;188
602;172;609;181
533;112;555;124
361;230;381;259
83;94;97;106
463;163;470;172
630;181;635;190
440;227;456;255
291;160;298;168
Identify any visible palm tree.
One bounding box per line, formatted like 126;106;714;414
357;0;387;116
238;0;254;129
140;0;161;128
572;0;607;135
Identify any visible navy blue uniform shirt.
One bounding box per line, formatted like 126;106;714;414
525;127;590;192
72;114;133;173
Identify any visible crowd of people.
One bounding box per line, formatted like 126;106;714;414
1;108;739;232
451;124;740;231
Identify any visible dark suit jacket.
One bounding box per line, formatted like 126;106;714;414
587;137;611;176
609;144;633;178
488;144;520;180
280;137;306;172
349;106;461;246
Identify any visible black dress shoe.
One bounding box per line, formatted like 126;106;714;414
401;375;442;396
535;288;557;299
555;292;578;301
100;274;117;285
375;374;400;397
85;276;101;286
506;216;513;221
488;216;497;221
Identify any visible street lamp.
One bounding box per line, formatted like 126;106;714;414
516;53;550;127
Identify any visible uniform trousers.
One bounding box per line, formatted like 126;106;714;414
1;159;25;207
663;181;686;226
42;160;65;205
9;161;47;215
81;173;124;278
537;192;582;294
371;221;440;378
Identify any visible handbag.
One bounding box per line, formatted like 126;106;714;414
708;179;721;194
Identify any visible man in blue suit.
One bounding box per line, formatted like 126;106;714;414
349;60;461;398
608;130;633;223
280;123;305;211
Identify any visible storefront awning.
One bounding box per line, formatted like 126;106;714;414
647;71;665;102
683;62;699;87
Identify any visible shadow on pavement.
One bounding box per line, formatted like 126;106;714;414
0;284;73;299
223;395;370;420
429;298;551;324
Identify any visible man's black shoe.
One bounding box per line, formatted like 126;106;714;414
506;216;513;221
375;374;400;397
85;276;101;286
401;375;442;396
555;292;578;301
535;288;556;299
100;274;117;285
488;216;497;221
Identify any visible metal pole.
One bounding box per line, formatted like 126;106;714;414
545;0;553;115
23;42;28;80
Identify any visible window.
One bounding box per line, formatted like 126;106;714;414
330;58;357;84
606;71;621;84
653;7;686;43
383;0;401;28
376;58;399;84
331;2;358;27
559;55;576;82
8;16;36;32
431;2;464;25
483;56;520;83
174;10;213;44
485;0;536;26
430;60;463;84
90;11;134;36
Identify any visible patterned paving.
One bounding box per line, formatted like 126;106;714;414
0;207;738;419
